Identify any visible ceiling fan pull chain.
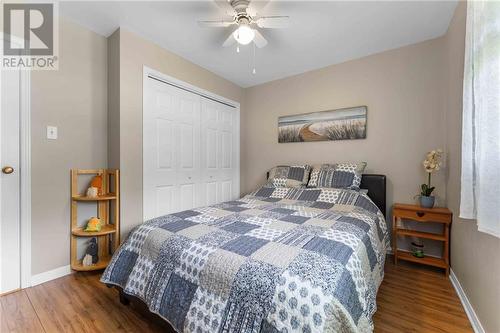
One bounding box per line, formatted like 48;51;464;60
252;42;256;74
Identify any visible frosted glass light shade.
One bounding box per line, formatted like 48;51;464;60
233;25;255;45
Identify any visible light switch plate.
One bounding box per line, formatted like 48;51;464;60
47;126;57;140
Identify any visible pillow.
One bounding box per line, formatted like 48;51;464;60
267;165;311;188
307;162;367;190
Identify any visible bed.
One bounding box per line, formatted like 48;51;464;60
101;174;388;333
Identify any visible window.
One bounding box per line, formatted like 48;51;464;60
460;1;500;237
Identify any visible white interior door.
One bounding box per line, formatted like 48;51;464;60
0;68;21;294
201;98;239;205
143;77;201;220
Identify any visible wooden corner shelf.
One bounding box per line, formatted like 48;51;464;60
70;255;113;272
72;194;117;201
70;169;120;272
71;224;117;237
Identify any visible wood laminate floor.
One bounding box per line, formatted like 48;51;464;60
1;259;473;333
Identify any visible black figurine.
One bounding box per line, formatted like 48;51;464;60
85;237;99;264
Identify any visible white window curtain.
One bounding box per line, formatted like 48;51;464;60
460;1;500;237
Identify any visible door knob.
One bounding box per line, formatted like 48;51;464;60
2;166;14;174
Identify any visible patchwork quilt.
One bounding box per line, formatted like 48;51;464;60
101;186;389;333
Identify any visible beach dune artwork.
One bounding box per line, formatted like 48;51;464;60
278;106;367;143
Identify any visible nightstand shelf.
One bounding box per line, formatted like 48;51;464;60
395;228;447;241
70;169;120;272
392;203;452;276
395;250;448;269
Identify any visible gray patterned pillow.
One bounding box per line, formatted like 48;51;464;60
267;165;311;188
307;162;367;190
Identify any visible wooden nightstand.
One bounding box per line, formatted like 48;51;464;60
392;203;452;276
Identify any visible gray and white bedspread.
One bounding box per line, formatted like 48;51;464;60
101;186;389;333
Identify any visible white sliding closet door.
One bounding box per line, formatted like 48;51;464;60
201;98;239;206
143;77;201;220
143;72;240;221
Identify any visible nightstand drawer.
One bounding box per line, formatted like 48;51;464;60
393;208;451;223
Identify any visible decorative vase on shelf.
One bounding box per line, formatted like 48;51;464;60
411;241;425;258
417;149;443;210
419;195;435;208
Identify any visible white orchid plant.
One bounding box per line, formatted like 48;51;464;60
420;149;443;197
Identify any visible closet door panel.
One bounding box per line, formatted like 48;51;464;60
218;108;235;199
144;78;201;219
179;123;195;169
220;130;232;169
178;95;200;172
176;90;201;208
156;185;175;217
219;180;232;202
206;128;217;169
219;107;233;130
202;102;218;171
200;99;218;206
201;98;238;206
206;181;218;206
179;182;196;211
157;119;174;169
144;80;181;220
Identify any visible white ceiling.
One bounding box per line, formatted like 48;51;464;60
60;1;458;88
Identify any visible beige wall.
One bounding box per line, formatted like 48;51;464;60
114;29;243;236
242;37;447;225
107;30;120;169
31;11;499;332
444;3;500;332
242;5;500;329
31;18;108;275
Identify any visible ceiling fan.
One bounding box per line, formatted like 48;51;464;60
198;0;289;48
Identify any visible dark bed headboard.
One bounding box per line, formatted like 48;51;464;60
360;174;387;217
265;172;387;217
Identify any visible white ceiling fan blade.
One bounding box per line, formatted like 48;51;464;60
252;29;268;48
255;16;290;29
214;0;236;16
222;31;237;47
198;20;235;28
246;0;270;17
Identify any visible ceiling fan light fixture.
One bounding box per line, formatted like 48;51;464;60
233;24;255;45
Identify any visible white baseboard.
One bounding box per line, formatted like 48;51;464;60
449;269;485;333
31;265;72;287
